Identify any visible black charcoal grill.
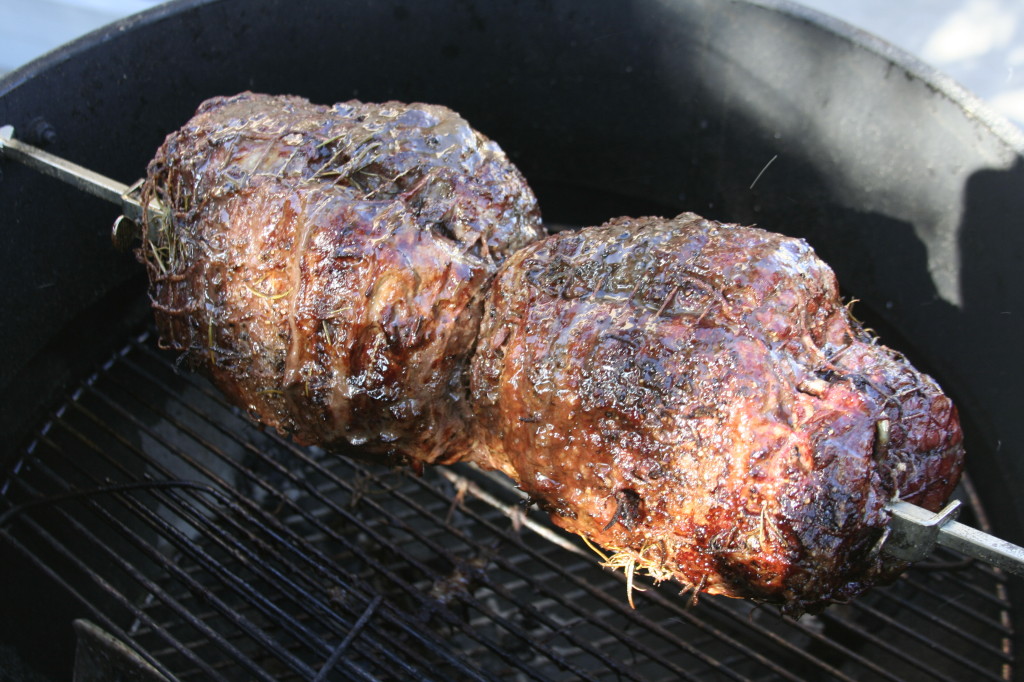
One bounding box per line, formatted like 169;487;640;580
1;1;1023;680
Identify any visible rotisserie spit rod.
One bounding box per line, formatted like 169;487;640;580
3;124;1024;580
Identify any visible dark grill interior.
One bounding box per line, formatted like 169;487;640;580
0;328;1014;681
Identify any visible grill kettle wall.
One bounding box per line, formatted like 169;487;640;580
1;0;1022;677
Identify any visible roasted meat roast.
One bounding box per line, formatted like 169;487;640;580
140;92;544;465
471;214;964;612
141;94;964;613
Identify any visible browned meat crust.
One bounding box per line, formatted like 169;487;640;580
139;92;544;465
470;213;964;613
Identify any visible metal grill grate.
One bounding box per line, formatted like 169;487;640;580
0;329;1014;681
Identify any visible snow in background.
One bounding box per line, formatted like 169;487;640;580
1;0;1022;129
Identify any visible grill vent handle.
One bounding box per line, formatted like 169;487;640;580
0;125;160;248
885;500;1024;577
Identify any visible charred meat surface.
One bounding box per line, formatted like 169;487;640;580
140;92;544;465
471;213;964;613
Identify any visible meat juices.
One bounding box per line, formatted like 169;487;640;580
471;214;964;613
140;93;544;465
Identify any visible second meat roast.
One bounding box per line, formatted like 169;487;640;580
473;214;963;613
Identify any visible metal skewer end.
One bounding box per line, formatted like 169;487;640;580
0;124;162;249
885;499;1024;577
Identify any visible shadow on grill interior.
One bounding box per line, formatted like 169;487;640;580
1;1;1023;680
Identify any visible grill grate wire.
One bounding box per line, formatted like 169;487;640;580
0;330;1014;681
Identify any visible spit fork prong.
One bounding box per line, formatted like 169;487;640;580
885;499;1024;577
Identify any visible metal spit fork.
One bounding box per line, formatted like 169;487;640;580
0;124;161;248
4;124;1024;578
